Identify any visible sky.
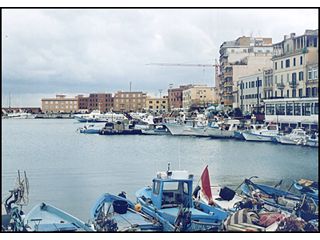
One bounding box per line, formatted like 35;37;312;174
2;8;318;107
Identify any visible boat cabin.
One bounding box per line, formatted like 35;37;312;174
151;169;193;209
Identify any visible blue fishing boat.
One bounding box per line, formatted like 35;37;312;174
24;202;94;232
90;193;162;232
135;164;229;232
240;177;318;221
290;179;318;203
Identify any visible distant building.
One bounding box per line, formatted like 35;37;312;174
217;36;273;107
146;96;168;113
41;94;79;113
264;97;318;131
113;91;147;112
77;95;89;112
182;85;215;110
2;107;42;114
87;93;113;112
168;85;193;111
272;30;318;99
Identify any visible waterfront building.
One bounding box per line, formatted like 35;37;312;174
182;85;215;110
238;72;264;114
218;36;273;107
113;91;147;112
87;93;113;113
264;97;318;131
41;95;79;113
77;95;89;112
146;96;168;113
168;84;193;111
272;30;318;100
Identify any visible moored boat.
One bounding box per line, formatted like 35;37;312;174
135;164;229;232
276;128;307;145
206;119;240;138
242;123;280;142
24;202;95;232
90;193;162;232
99;121;142;135
78;123;104;134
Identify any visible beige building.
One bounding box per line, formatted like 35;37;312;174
182;85;215;110
146;96;168;113
217;36;273;107
113;91;147;112
272;30;318;99
41;94;79;113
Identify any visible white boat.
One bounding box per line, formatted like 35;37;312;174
205;119;240;138
304;133;319;147
74;110;126;123
7;112;35;119
164;114;209;137
24;202;94;232
277;128;307;145
242;124;280;142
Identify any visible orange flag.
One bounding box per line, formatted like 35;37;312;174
200;165;213;203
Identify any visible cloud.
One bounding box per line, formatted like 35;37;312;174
2;9;318;106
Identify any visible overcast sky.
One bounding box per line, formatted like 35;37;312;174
2;9;318;107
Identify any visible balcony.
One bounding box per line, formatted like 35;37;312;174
276;82;285;89
289;81;299;88
306;78;318;86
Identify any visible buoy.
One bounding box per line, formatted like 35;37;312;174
134;203;142;212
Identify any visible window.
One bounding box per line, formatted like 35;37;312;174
293;58;296;66
246;82;248;88
275;62;278;70
306;88;310;97
314;69;318;79
183;182;189;195
275;75;278;84
294;103;301;115
315;103;319;114
312;87;318;97
299;89;302;97
302;103;311;116
266;104;275;115
276;104;285;115
299;71;304;81
287;90;290;97
285;59;290;68
308;71;313;80
275;91;277;97
292;89;296;98
300;56;303;65
163;182;179;191
153;181;160;195
281;61;283;68
286;103;293;115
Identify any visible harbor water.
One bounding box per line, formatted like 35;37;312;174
1;119;318;221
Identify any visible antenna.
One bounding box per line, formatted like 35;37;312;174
159;89;163;98
129;82;132;92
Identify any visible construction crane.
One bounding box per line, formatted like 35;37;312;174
146;59;220;79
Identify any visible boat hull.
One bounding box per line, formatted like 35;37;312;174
242;132;274;142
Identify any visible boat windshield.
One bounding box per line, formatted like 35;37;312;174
267;125;277;130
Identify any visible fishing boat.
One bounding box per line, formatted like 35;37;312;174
289;179;318;203
234;124;265;140
206;119;240;138
275;128;307;145
164;114;209;137
242;123;280;142
193;166;243;212
141;124;171;135
78;123;104;134
90;193;162;232
2;171;29;231
240;177;318;221
304;132;319;147
99;121;142;135
74;110;107;122
24;202;94;232
135;163;229;232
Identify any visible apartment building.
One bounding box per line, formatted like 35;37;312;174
182;85;215;110
41;94;79;113
168;85;193;111
146;96;168;113
113;91;147;112
217;36;273;107
272;30;318;99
